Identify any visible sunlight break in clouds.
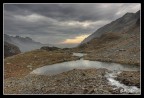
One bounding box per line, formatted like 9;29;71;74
61;34;90;44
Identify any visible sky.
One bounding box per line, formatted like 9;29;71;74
4;3;140;48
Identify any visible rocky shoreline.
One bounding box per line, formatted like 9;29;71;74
4;68;114;94
115;71;140;88
4;49;79;79
83;55;140;66
4;50;140;94
4;68;140;94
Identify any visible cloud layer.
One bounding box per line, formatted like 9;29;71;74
4;3;140;47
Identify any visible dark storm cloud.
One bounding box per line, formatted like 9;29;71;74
4;3;140;21
4;4;115;21
4;3;140;47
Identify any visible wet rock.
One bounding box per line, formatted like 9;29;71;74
115;71;140;88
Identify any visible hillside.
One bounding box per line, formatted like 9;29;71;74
4;49;79;79
4;41;21;58
81;11;140;44
4;34;51;52
75;11;140;65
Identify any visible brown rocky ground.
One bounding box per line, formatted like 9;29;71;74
4;48;140;94
115;71;140;88
4;68;140;94
4;68;116;94
73;24;140;66
73;11;140;66
4;49;79;79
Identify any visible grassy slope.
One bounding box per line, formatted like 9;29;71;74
4;49;79;79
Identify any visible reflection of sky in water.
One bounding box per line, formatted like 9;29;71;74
31;59;139;75
31;53;139;75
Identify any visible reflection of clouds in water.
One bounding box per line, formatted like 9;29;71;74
30;53;139;75
31;59;139;75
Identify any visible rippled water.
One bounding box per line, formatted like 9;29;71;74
31;53;139;75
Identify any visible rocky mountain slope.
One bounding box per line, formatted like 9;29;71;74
81;11;140;44
4;34;51;52
76;11;140;65
4;41;21;58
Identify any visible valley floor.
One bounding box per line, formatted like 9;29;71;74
4;50;140;94
4;68;140;94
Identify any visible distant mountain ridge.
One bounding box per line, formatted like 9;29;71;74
4;34;51;52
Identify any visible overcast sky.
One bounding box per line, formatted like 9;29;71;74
4;3;140;48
